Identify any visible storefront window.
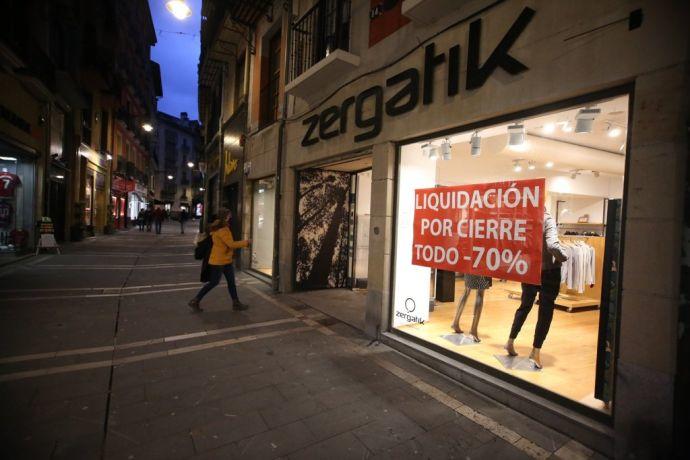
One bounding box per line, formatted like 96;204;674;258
0;145;35;254
84;174;94;226
392;94;628;414
251;177;275;276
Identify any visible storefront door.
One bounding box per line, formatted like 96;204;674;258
48;179;66;241
295;169;351;290
351;170;371;289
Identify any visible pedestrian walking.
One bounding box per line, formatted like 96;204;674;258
137;209;145;231
144;206;152;232
179;208;188;234
188;208;250;312
153;206;165;234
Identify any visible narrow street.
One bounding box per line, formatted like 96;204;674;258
0;225;593;459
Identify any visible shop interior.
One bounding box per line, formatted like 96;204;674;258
251;177;276;276
393;95;628;413
1;147;34;255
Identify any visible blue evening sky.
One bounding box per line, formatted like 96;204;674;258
149;0;202;121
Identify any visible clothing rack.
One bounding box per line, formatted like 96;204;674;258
556;235;605;312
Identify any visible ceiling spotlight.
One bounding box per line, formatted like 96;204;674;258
592;170;600;178
440;138;452;161
543;123;556;134
421;143;431;158
187;161;195;168
513;160;523;173
570;170;581;180
508;123;525;146
575;107;601;133
470;132;481;157
428;145;440;161
562;121;573;132
607;125;622;138
199;187;205;191
545;161;554;168
527;161;536;170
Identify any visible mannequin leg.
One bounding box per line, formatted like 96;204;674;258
469;289;485;342
505;282;538;356
451;287;471;333
530;268;560;368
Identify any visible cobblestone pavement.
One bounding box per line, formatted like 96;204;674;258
0;223;605;459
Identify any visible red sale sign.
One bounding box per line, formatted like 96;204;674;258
412;179;544;285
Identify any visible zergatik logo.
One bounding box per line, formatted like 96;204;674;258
396;297;425;324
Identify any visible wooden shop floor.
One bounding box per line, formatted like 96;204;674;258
397;280;609;413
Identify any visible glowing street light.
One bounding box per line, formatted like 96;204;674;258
187;161;194;168
142;123;154;132
166;0;192;20
167;175;174;180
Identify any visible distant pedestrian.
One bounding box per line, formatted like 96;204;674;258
137;209;145;231
179;208;188;234
144;207;152;232
188;208;250;312
153;206;165;234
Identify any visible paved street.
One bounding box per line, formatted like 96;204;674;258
0;224;600;459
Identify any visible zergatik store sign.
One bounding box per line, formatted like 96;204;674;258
301;7;535;146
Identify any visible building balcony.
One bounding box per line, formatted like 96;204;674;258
401;0;465;25
286;0;357;103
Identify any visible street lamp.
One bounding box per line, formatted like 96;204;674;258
167;174;174;180
166;0;192;20
187;161;194;168
142;123;154;132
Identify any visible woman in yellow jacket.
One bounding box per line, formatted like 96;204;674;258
188;209;250;312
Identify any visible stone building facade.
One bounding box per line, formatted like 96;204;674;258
200;1;690;456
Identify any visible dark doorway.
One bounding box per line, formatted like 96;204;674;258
47;179;66;241
295;169;351;290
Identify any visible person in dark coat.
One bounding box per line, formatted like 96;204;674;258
153;207;165;234
137;209;145;231
179;208;189;234
144;207;152;232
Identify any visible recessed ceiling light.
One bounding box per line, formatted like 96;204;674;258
513;160;523;173
543;123;555;134
607;126;622;137
545;161;554;168
527;161;536;170
509;142;529;153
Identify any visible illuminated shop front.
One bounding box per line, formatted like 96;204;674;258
393;94;628;415
0;142;35;254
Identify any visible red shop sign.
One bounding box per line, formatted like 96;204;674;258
112;176;135;193
412;178;544;285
